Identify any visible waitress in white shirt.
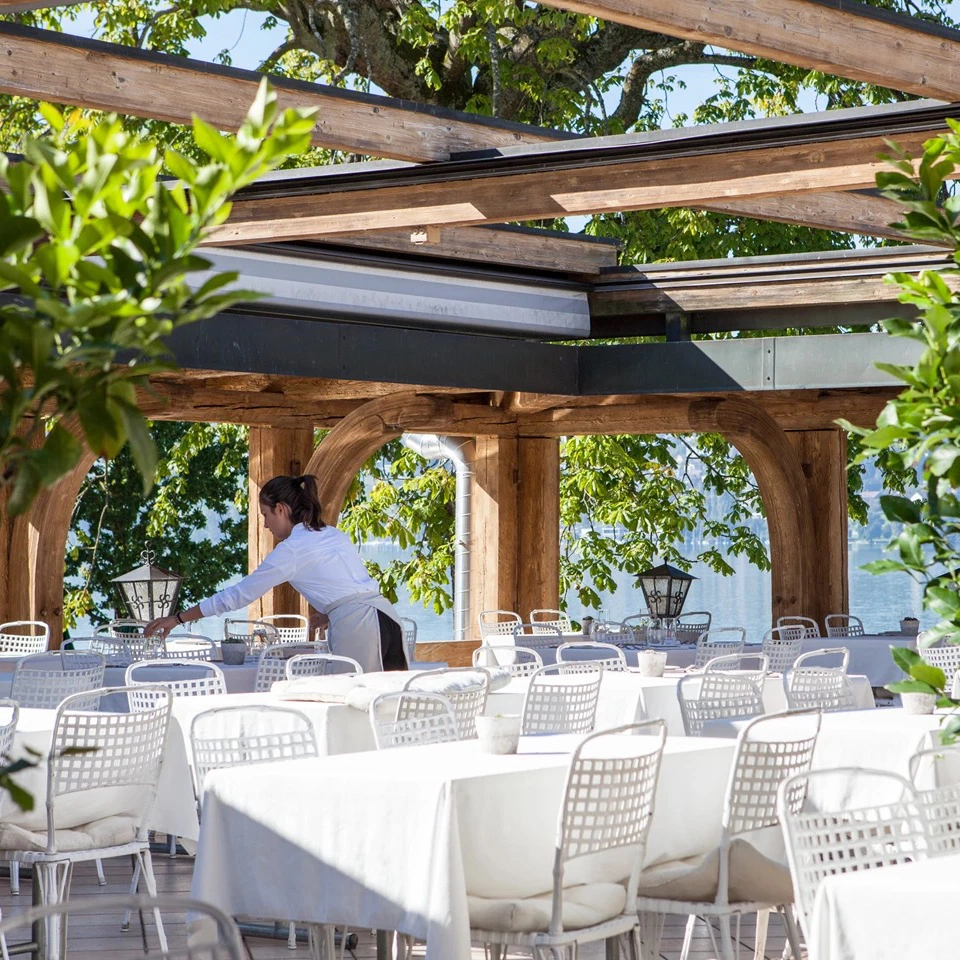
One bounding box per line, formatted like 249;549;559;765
144;474;407;672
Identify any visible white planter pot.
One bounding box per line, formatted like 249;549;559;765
635;651;668;678
475;715;521;755
901;692;937;715
901;619;921;636
221;643;246;666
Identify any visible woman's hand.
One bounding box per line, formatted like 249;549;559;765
144;615;179;638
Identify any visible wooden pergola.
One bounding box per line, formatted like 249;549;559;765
0;1;950;659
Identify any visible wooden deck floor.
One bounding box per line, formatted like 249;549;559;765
0;853;798;960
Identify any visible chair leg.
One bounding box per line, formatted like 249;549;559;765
137;848;167;953
718;914;738;960
8;862;18;896
34;861;72;960
95;857;107;885
168;833;178;859
122;854;142;931
680;914;697;960
753;909;770;960
288;920;297;949
780;905;804;960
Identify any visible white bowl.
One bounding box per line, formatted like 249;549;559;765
635;651;668;678
475;715;521;754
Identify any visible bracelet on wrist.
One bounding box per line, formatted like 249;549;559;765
175;611;184;625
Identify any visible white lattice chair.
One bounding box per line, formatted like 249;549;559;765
776;616;821;640
10;651;105;710
258;614;310;642
919;641;960;678
824;614;865;638
692;628;747;669
472;645;543;677
760;626;804;673
703;653;770;687
478;610;523;640
404;668;489;739
675;611;713;645
399;617;418;664
369;691;460;749
190;705;322;950
163;636;218;661
778;767;931;942
0;687;172;960
909;744;960;856
469;721;667;960
89;634;166;665
0;621;49;656
254;642;339;691
125;660;227;708
677;672;765;737
783;647;857;713
0;895;246;960
621;614;656;644
223;619;280;657
521;664;602;735
96;619;148;636
285;653;363;679
636;711;821;960
514;624;564;649
529;609;573;633
556;641;627;672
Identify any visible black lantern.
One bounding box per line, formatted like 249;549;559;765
111;547;182;621
636;562;697;619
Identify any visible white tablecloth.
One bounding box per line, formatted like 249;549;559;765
192;735;736;960
487;671;873;736
809;852;960;960
534;635;915;686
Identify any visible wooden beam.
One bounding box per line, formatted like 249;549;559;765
209;132;929;243
534;0;960;101
698;191;923;244
291;225;620;276
0;23;559;163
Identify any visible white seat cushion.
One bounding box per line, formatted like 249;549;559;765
636;839;792;905
0;815;139;853
469;882;627;933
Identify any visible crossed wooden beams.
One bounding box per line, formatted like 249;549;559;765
2;14;958;248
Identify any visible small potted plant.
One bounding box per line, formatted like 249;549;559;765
220;636;247;665
886;647;953;716
900;616;920;636
475;714;521;754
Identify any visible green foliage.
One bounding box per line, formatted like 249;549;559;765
65;421;248;629
0;80;316;516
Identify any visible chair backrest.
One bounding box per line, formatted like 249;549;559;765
223;619;280;656
47;687;172;849
586;620;629;643
778;767;930;940
550;721;667;933
399;617;418;664
760;625;805;672
11;651;106;710
620;614;655;643
105;619;149;636
369;691;460;749
909;745;960;856
472;644;543;677
478;610;522;639
530;609;573;633
0;699;19;758
703;653;769;686
783;648;857;712
0;620;49;655
824;613;865;638
674;611;712;644
285;653;363;679
677;672;765;737
258;614;309;642
88;633;166;665
776;616;821;639
190;705;318;800
693;627;747;669
0;895;246;960
556;641;627;672
521;663;602;735
164;636;218;661
513;624;563;648
125;660;227;711
919;641;960;677
254;642;330;691
404;668;490;739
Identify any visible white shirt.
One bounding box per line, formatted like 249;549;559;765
199;523;380;617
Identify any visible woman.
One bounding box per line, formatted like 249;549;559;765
144;474;407;672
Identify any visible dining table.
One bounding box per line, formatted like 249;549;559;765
191;734;737;960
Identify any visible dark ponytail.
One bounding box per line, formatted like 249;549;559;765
259;475;326;531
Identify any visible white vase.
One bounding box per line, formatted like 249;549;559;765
635;651;668;678
475;715;521;754
901;692;937;715
221;643;246;665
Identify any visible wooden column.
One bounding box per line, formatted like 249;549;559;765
786;428;849;627
247;426;315;620
517;437;561;620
